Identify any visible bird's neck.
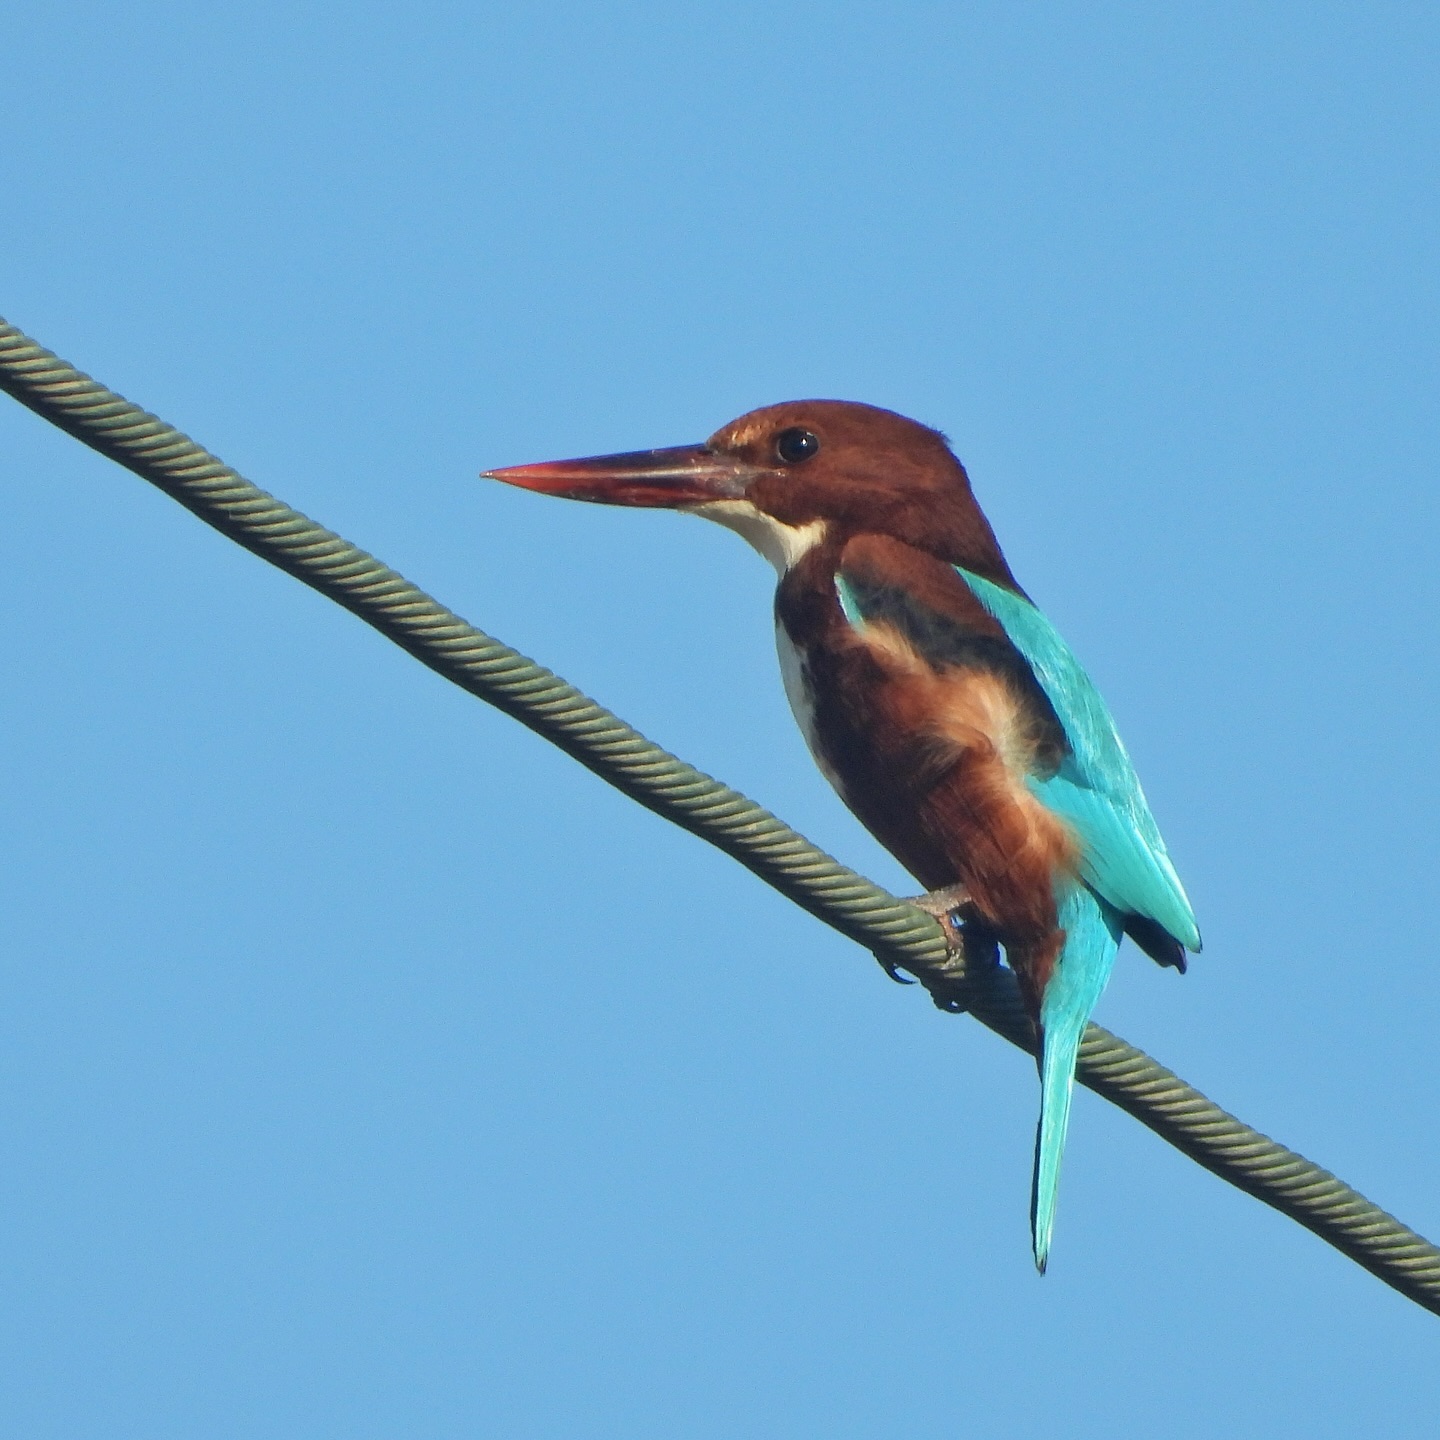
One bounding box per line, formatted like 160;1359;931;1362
771;530;854;655
695;499;1024;603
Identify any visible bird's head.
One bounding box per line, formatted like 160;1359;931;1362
484;399;1009;580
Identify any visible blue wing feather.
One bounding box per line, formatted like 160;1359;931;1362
954;567;1200;952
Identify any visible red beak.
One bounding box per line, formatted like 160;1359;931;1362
482;444;760;508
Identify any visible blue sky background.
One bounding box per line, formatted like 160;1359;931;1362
2;3;1438;1435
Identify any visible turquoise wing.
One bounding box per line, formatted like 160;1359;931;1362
955;567;1200;952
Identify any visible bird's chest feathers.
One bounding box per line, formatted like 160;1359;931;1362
775;567;1080;898
779;602;1052;791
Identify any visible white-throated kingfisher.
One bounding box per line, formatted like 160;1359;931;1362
484;400;1200;1271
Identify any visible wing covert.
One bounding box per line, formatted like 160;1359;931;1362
953;567;1200;951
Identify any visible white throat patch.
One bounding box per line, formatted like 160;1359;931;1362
691;500;827;577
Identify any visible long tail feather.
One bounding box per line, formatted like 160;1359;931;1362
1031;1011;1085;1273
1031;886;1122;1273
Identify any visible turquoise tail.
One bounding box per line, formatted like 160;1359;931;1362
1031;886;1122;1273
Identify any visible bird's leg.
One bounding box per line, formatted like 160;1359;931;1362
877;883;983;985
901;885;1005;1014
908;882;974;935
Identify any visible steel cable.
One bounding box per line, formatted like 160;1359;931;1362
2;313;1436;1316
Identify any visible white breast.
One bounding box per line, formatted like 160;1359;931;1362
775;620;847;797
687;497;843;792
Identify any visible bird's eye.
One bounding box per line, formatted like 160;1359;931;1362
775;428;820;464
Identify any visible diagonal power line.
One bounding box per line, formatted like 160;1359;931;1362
2;312;1436;1316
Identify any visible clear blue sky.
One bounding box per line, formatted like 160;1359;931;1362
2;4;1437;1435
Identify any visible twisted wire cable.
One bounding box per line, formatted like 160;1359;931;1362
2;314;1435;1316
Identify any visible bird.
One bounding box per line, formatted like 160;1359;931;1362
484;400;1200;1271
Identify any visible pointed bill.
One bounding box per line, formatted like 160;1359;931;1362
483;444;761;509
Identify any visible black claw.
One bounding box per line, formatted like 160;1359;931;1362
876;955;917;985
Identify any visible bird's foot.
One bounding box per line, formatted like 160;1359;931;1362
885;885;1002;1014
907;883;974;944
875;884;978;985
